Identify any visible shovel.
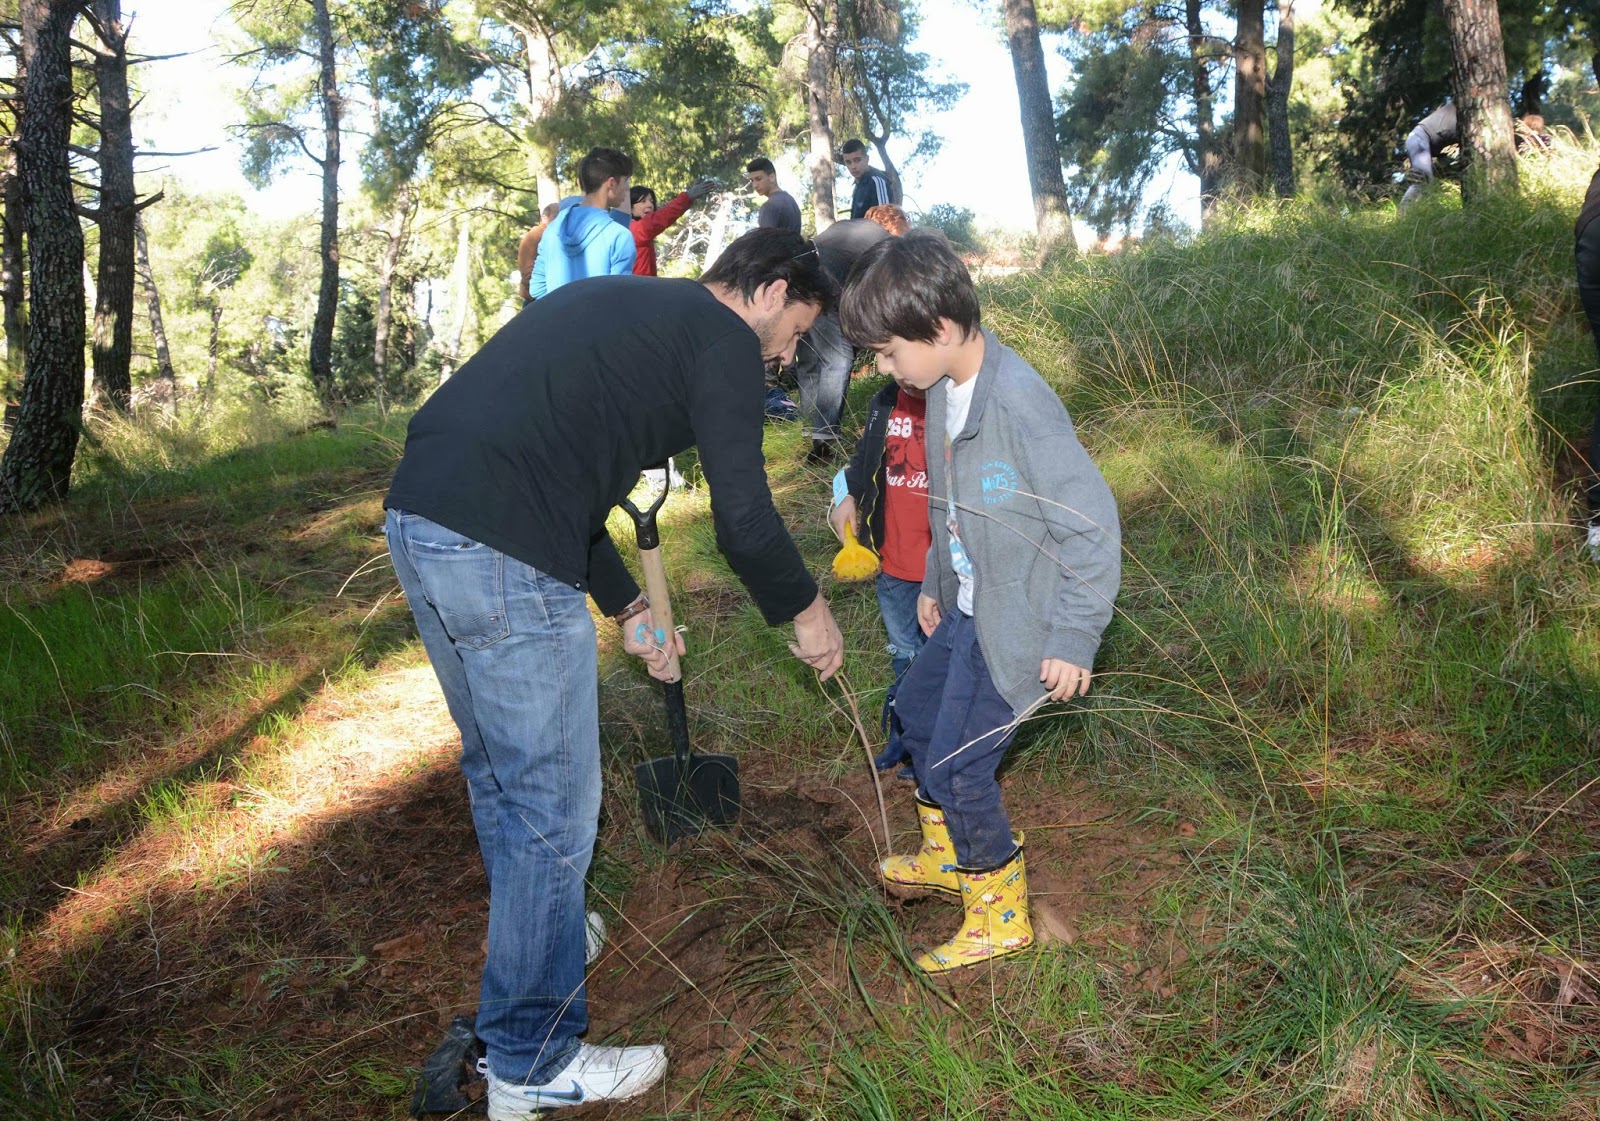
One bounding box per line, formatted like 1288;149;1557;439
620;465;740;844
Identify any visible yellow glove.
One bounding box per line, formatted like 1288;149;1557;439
831;535;881;581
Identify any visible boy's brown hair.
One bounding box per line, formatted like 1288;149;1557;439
838;230;980;345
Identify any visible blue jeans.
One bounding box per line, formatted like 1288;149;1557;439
876;572;926;682
894;610;1019;869
386;509;599;1086
793;308;852;442
873;573;925;772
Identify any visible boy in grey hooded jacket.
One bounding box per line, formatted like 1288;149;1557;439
838;231;1121;972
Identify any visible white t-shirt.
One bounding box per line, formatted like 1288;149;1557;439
944;373;977;615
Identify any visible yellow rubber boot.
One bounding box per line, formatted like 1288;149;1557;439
915;842;1034;973
879;796;960;896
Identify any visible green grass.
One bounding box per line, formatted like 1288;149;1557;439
6;149;1600;1118
697;143;1600;1118
0;569;281;792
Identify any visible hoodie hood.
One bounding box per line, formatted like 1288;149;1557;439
557;205;622;257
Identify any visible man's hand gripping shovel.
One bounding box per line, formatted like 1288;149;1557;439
621;467;741;844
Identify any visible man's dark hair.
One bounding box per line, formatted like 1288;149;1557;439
745;157;776;176
838;231;979;345
578;147;633;194
629;185;657;208
703;227;834;313
839;138;868;157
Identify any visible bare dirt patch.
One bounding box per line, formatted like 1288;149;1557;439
17;676;1188;1119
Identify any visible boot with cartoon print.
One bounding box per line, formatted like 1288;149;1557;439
879;795;961;895
915;840;1034;973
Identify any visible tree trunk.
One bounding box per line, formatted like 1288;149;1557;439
1441;0;1517;200
703;193;736;270
2;141;27;410
397;271;416;371
1266;0;1295;198
1003;0;1075;260
438;212;472;385
1517;65;1546;118
867;135;903;205
1185;0;1223;224
804;1;837;231
1187;0;1223;224
207;299;221;403
133;213;175;415
516;21;562;209
308;0;341;412
90;0;135;413
410;268;430;357
1232;0;1267;199
0;0;86;514
372;189;414;413
849;73;904;206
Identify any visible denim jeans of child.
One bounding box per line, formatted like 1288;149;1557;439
876;572;926;682
386;509;598;1086
894;609;1019;870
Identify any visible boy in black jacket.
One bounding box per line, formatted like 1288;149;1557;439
828;379;931;771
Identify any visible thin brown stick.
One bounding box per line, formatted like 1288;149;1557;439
830;669;892;851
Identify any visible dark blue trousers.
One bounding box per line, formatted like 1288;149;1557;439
896;609;1019;869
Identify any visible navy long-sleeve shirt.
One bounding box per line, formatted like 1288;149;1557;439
385;276;818;624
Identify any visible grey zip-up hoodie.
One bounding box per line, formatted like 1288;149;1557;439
921;329;1121;715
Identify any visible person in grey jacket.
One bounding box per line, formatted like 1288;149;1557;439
838;231;1121;974
1402;103;1457;206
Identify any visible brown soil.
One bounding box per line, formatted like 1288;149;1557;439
12;682;1193;1119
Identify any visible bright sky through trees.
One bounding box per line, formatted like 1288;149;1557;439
128;0;1200;234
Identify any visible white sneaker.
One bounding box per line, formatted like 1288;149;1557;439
584;910;605;967
1587;524;1600;564
484;1043;667;1118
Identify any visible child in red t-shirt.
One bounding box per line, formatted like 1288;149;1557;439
829;380;931;773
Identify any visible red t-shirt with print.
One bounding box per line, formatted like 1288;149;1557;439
879;392;931;581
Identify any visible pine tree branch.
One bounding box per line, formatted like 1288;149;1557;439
135;146;218;158
128;51;197;66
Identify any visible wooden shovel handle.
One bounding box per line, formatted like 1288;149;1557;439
635;544;681;684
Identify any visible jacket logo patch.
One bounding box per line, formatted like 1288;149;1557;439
979;461;1019;506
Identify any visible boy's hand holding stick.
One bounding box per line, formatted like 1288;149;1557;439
1040;658;1092;701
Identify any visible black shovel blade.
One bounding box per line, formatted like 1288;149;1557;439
410;1015;485;1117
636;751;740;844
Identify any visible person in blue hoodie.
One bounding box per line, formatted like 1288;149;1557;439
530;148;637;298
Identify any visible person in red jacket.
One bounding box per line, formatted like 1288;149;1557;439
629;179;716;276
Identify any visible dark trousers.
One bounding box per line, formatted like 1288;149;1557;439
896;609;1019;870
1575;218;1600;521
